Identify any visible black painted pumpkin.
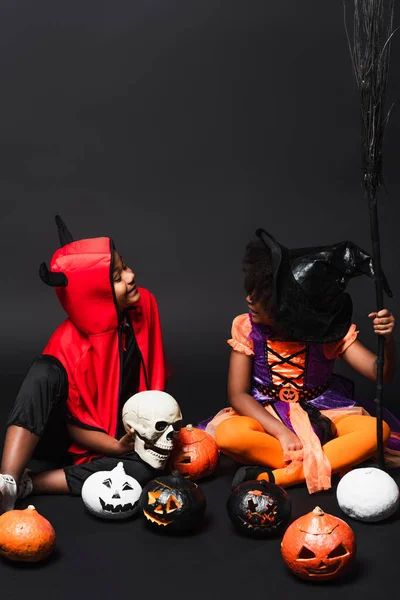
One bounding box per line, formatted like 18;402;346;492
227;479;291;538
139;472;206;532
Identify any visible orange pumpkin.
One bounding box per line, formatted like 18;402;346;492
281;506;356;581
169;424;220;480
0;505;56;562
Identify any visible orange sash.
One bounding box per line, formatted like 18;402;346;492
283;398;332;494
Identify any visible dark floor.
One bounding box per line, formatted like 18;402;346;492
1;367;400;600
1;454;399;600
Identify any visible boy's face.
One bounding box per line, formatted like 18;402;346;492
113;251;141;310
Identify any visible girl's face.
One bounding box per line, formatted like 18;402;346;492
113;251;140;310
246;294;274;326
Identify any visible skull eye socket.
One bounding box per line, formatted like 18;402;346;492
298;546;316;559
155;421;168;432
173;420;183;432
122;482;133;491
102;478;112;489
327;544;348;559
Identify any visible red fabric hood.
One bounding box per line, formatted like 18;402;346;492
43;235;166;464
50;237;118;335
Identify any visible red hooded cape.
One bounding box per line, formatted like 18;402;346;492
43;236;165;464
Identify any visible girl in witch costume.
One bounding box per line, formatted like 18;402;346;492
0;216;166;513
199;229;399;494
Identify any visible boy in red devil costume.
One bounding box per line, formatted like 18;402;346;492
0;216;166;512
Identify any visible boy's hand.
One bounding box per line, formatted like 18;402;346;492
115;428;135;455
368;309;395;340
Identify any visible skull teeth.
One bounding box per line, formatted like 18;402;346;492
147;449;169;459
143;441;172;456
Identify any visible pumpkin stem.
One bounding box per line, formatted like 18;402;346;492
186;424;193;432
312;506;325;516
27;505;36;511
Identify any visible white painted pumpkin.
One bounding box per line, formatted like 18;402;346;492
81;462;142;520
337;467;400;522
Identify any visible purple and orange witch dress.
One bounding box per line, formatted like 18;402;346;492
198;313;400;493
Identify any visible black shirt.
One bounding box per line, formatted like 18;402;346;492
117;312;141;437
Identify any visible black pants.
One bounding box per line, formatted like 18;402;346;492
7;355;157;496
64;453;156;496
7;355;71;464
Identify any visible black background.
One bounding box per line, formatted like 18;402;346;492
0;2;399;598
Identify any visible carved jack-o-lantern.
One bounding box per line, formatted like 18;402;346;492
279;386;299;403
227;480;292;538
81;462;142;520
281;506;356;581
139;472;206;532
169;424;220;480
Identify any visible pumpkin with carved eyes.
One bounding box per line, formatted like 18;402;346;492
279;386;299;403
169;424;220;480
281;506;356;581
227;479;291;538
139;472;206;532
81;462;142;520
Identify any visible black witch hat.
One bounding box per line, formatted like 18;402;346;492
39;215;73;287
256;228;392;343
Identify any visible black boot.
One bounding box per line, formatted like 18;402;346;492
231;466;275;490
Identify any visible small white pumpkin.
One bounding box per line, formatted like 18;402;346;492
337;467;400;522
81;462;142;520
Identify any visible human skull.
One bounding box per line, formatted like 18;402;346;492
122;391;183;469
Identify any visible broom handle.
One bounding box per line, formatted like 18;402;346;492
367;185;385;469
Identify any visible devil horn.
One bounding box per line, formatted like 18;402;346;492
55;214;74;247
39;262;68;287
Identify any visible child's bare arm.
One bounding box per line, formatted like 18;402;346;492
67;424;135;457
341;309;396;383
228;350;302;452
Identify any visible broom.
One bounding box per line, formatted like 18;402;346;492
344;0;397;468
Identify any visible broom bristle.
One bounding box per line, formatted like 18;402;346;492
344;0;396;190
